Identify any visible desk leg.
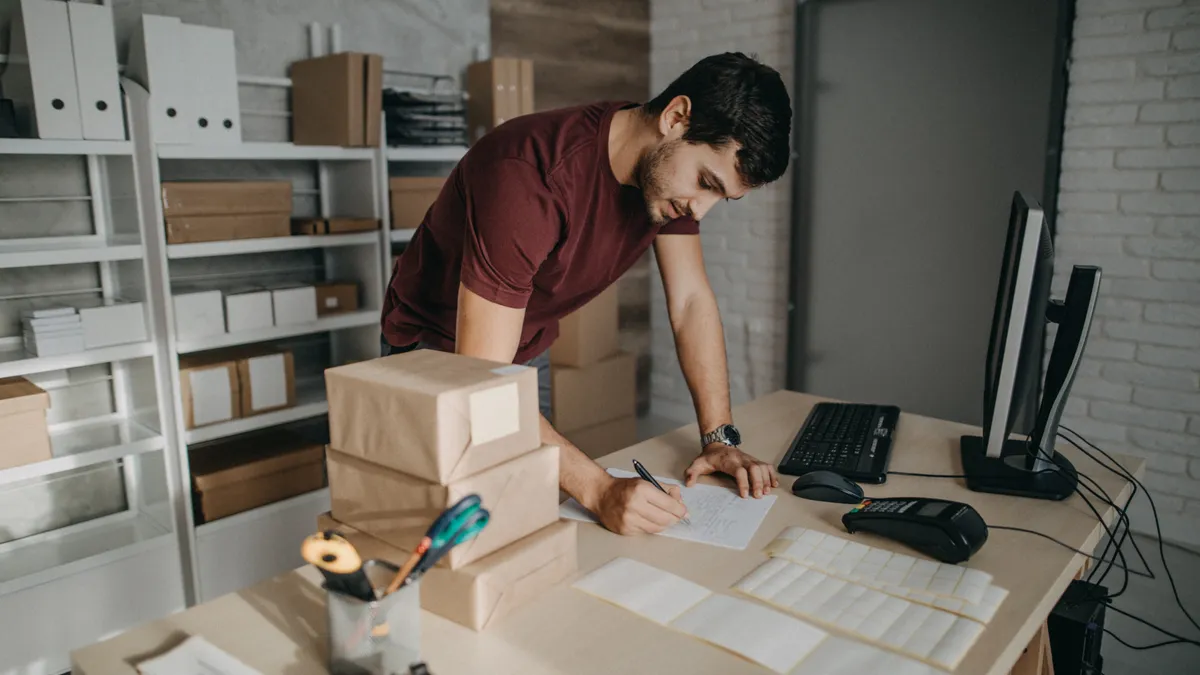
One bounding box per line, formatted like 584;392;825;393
1010;622;1052;675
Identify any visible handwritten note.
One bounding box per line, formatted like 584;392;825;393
559;468;777;550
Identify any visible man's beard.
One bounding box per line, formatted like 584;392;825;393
633;140;679;226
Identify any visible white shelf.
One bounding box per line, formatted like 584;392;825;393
185;379;327;445
167;232;379;259
0;240;143;269
174;309;379;354
0;511;172;597
385;145;468;162
0;138;133;156
390;228;416;244
0;418;165;488
157;142;375;161
196;487;329;538
0;342;156;379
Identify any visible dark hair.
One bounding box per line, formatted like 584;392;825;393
643;52;792;188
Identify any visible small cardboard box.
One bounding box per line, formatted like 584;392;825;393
550;286;619;368
315;282;359;316
160;181;293;218
236;347;296;417
166;213;291;245
328;443;558;569
224;288;274;333
291;218;380;235
191;429;326;523
325;350;541;484
178;354;240;429
0;377;52;472
389;176;444;230
173;290;226;342
78;300;148;350
565;414;638;460
290;52;382;147
465;58;534;143
551;352;637;433
317;513;576;631
270;285;318;326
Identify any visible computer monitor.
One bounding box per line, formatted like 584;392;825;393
960;191;1101;500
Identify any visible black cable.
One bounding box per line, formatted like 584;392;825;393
1060;425;1200;636
1106;604;1200;646
1103;629;1191;651
987;525;1154;577
889;471;967;479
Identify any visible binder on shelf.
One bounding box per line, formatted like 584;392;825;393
1;0;83;139
126;15;190;144
181;24;241;145
66;2;124;140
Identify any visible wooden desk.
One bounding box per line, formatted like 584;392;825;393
71;391;1142;675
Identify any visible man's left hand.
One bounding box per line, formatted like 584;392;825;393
685;443;779;498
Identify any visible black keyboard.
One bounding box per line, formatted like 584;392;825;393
778;403;900;484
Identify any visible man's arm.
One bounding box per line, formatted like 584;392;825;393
653;234;778;498
455;283;687;534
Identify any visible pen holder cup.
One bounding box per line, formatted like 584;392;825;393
325;561;421;675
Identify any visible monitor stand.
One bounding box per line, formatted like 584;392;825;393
960;435;1078;500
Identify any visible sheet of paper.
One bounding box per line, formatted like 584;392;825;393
136;635;262;675
788;636;942;675
572;556;712;625
669;594;828;674
560;468;777;550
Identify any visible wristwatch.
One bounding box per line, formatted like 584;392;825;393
701;424;742;449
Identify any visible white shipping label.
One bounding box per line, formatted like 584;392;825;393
468;382;520;444
248;354;287;411
190;367;233;426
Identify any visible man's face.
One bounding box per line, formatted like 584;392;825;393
635;137;748;226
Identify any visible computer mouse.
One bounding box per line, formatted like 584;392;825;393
791;471;865;504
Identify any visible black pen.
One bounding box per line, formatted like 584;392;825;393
632;459;690;525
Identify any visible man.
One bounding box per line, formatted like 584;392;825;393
382;52;792;536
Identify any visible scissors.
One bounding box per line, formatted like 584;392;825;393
385;494;491;595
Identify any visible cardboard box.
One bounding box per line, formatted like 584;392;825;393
389;176;444;231
173;290;226;342
0;377;52;472
178;354;240;429
291;218;380;235
270;285;317;326
166;213;291;245
78;300;147;349
317;513;577;632
328;443;558;569
315;282;359;316
551;352;636;433
565;414;638;460
290;52;382;147
160;181;293;218
225;288;274;333
325;349;541;484
236;347;296;417
191;429;326;523
550;286;619;368
465;58;533;143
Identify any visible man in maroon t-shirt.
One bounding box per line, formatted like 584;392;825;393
382;53;792;536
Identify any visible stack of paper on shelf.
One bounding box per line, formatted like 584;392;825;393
21;307;84;356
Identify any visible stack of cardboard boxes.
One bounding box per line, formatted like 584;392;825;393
319;349;578;631
551;287;638;459
161;181;293;245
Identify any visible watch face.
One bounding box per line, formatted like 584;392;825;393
725;425;741;445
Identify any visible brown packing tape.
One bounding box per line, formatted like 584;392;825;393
326;444;559;569
316;514;578;632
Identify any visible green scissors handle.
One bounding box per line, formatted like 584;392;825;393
415;507;490;576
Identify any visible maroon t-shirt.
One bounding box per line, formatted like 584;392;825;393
382;100;699;363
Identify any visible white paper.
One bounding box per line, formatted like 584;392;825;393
247;354;287;411
468;381;520;444
670;594;827;674
136;635;262;675
560;468;777;550
190;367;233;426
490;364;528;376
572;557;711;625
789;636;940;675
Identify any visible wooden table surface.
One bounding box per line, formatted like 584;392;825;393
71;390;1142;675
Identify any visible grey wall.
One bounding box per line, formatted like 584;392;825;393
0;0;488;545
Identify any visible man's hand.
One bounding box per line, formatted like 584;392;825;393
685;443;779;498
592;475;689;535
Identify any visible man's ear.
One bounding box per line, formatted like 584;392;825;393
657;95;691;139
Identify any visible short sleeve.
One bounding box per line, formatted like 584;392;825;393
659;216;699;235
459;158;564;308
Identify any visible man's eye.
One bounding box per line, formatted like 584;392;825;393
699;178;710;190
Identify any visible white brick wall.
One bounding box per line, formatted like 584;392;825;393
648;0;794;422
1056;0;1200;548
